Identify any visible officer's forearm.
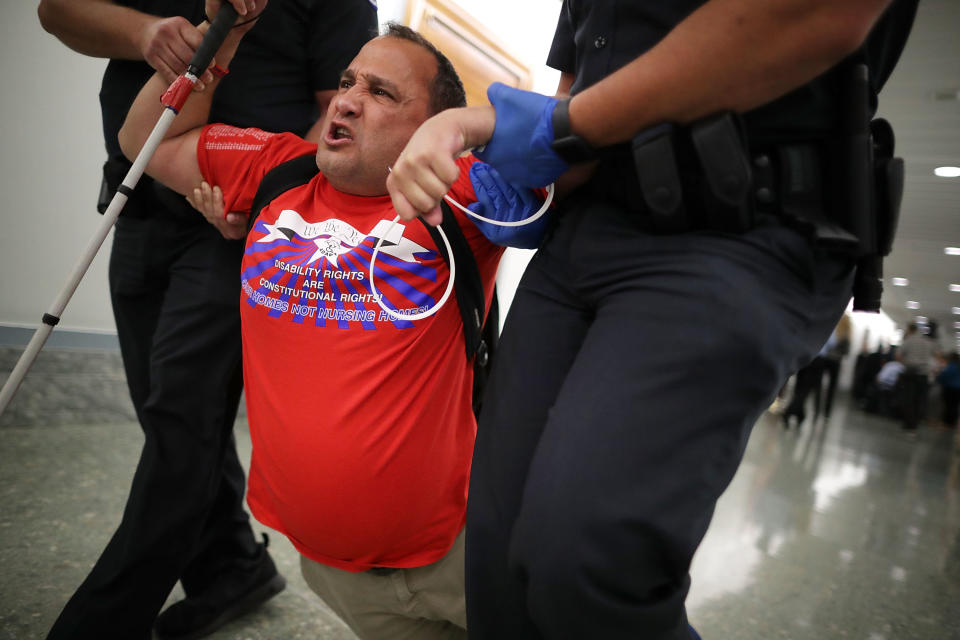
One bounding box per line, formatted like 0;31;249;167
567;0;893;148
38;0;155;60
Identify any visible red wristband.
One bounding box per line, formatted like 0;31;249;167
211;64;229;79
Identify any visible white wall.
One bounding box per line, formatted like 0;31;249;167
0;2;114;334
375;0;408;28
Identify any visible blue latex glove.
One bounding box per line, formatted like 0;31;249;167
473;82;568;188
468;162;550;249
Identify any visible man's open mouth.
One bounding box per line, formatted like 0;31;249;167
330;124;353;141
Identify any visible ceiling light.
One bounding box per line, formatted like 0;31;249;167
906;301;920;309
934;166;960;177
951;284;960;292
947;247;960;256
892;277;909;286
954;322;960;329
954;307;960;315
915;316;928;323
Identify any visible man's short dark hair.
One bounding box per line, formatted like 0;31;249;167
383;22;466;113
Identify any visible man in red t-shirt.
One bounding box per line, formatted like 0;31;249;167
117;3;545;638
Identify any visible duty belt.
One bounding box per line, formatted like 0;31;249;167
581;82;903;313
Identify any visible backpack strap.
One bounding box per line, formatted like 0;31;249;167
248;153;319;231
471;285;498;417
418;200;486;361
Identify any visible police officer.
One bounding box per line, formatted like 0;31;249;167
38;1;376;638
387;0;917;638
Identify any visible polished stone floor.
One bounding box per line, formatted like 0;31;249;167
1;345;958;639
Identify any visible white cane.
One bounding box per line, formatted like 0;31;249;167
0;6;240;418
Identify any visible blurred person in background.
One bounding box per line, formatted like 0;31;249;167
898;322;937;435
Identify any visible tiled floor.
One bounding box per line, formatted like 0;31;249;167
1;345;958;639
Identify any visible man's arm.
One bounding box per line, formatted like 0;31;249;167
185;87;333;240
37;0;219;85
386;106;495;226
388;0;893;221
117;1;260;198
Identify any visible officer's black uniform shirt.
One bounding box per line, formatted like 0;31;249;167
546;0;916;206
99;0;377;219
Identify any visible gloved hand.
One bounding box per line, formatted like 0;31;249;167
467;162;550;249
474;82;568;188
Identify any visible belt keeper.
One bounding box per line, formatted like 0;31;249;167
211;64;229;79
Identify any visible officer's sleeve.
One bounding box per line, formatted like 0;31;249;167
306;0;379;91
546;0;575;74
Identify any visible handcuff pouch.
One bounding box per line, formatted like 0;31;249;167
631;124;687;233
689;112;754;233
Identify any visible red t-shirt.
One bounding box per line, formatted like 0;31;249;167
198;125;502;571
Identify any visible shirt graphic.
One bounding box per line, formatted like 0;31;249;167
243;208;442;328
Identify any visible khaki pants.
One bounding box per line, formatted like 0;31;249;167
300;530;466;640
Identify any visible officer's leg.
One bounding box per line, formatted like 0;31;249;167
47;220;257;639
466;228;592;640
509;222;853;640
149;225;278;634
467;199;853;639
107;218;165;417
47;217;174;639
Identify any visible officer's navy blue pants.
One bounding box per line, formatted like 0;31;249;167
47;216;260;639
466;198;854;639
